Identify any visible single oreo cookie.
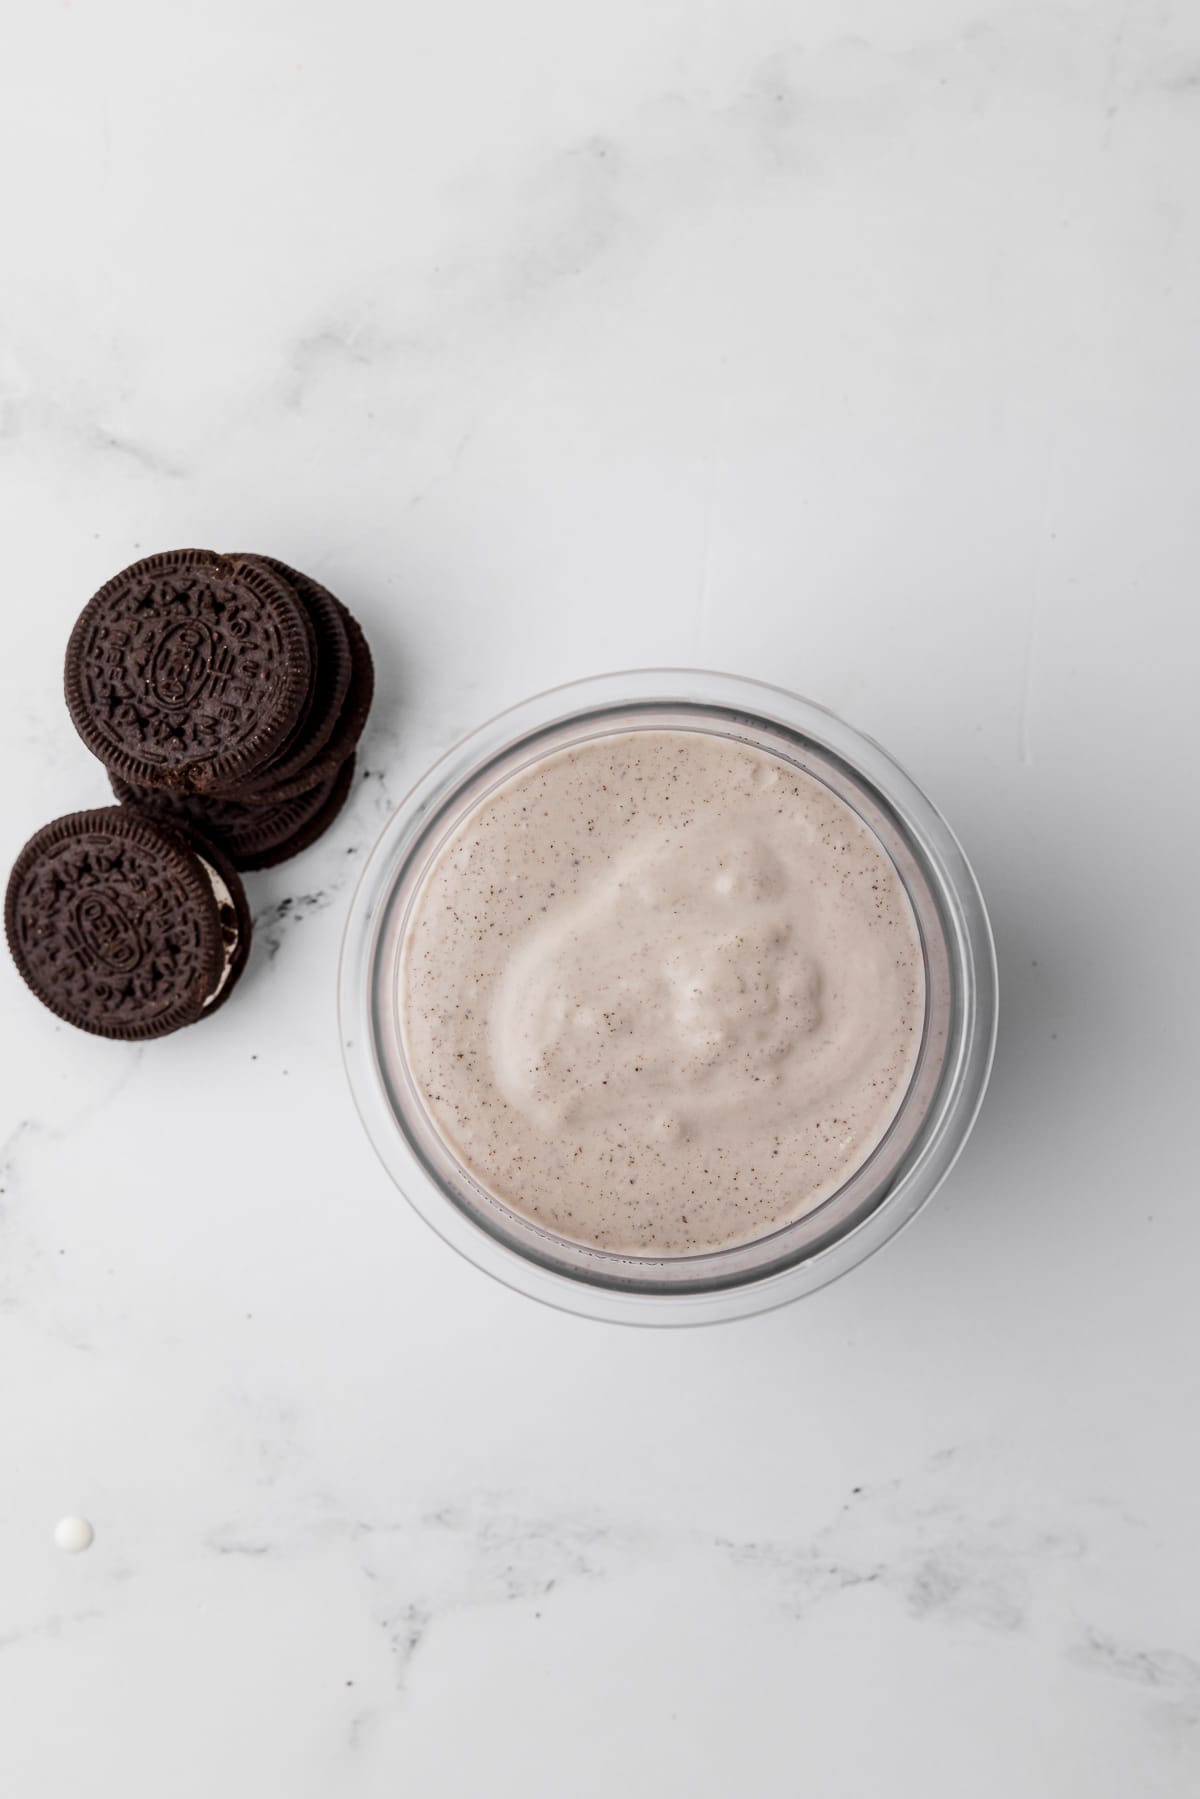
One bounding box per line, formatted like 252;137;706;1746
225;556;353;794
5;808;251;1039
111;753;356;872
65;549;314;794
237;602;374;804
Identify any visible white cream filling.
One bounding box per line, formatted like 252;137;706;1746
195;853;240;1006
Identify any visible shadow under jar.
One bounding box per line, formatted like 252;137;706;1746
341;671;996;1325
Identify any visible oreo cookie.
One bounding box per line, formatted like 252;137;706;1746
231;557;353;793
110;752;357;872
65;549;314;795
5;808;250;1039
237;600;374;804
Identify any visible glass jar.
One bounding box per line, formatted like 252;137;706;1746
340;670;997;1325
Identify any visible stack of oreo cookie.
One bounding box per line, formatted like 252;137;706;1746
69;550;373;870
5;549;373;1039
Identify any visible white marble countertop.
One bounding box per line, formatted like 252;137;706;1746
2;2;1198;1793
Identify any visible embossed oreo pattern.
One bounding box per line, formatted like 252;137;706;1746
5;809;229;1039
65;549;313;792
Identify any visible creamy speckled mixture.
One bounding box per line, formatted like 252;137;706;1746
399;729;925;1255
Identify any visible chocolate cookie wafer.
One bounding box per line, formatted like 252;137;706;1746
65;549;314;795
236;601;373;804
225;556;353;795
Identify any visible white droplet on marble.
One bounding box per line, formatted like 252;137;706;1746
54;1516;94;1553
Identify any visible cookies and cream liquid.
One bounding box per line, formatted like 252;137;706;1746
399;729;925;1255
